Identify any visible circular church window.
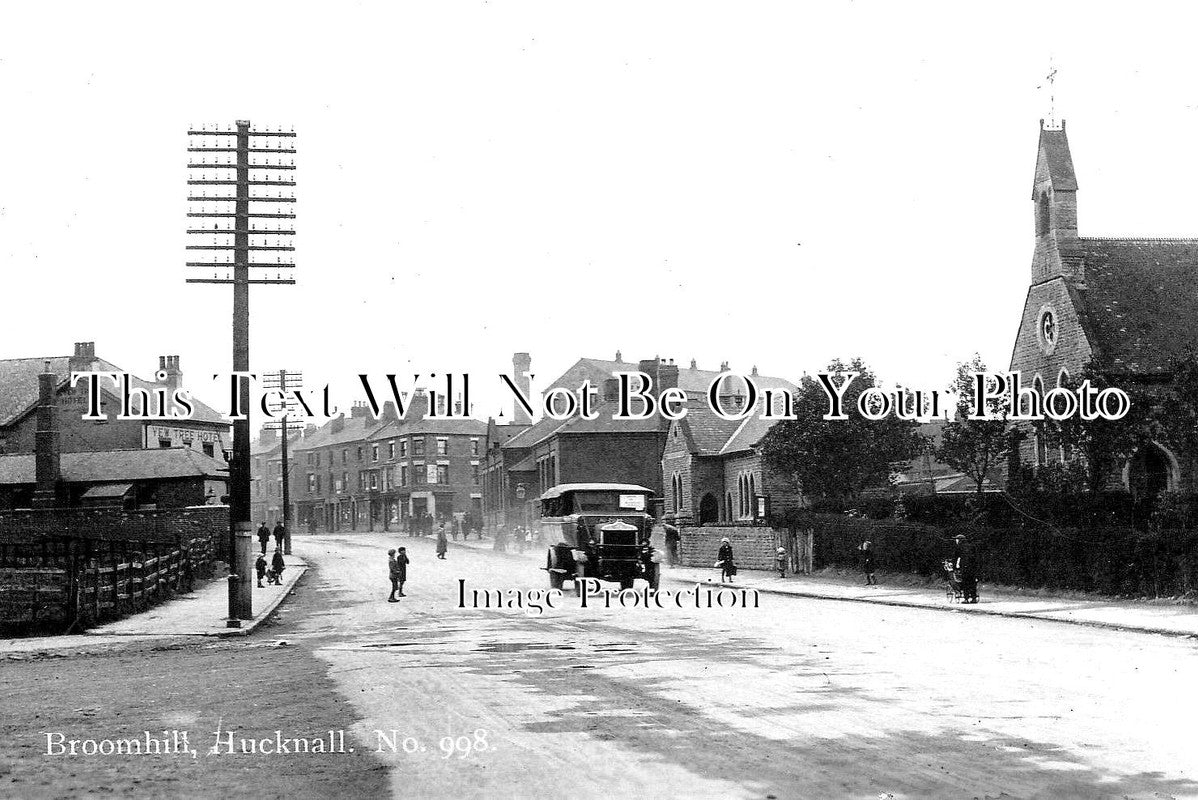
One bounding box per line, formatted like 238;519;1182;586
1038;305;1058;355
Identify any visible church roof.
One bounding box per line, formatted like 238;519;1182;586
1073;237;1198;373
1033;124;1077;196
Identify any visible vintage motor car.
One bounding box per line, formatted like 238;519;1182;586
539;483;661;592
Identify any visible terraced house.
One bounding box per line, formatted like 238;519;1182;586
288;396;486;533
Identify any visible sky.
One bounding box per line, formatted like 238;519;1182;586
3;2;1198;425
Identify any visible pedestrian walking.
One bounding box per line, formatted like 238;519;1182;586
257;521;271;555
860;540;877;586
272;520;286;550
255;553;267;587
716;537;736;583
954;534;979;603
268;546;285;585
387;549;401;601
436;525;448;559
663;523;680;568
776;546;788;579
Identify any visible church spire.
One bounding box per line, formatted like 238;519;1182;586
1030;120;1081;284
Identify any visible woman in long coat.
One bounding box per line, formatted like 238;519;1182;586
717;537;736;583
435;526;448;559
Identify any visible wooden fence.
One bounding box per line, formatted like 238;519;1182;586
0;538;199;631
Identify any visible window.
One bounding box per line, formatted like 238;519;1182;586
159;439;172;448
413;439;425;456
370;472;378;490
357;446;364;461
315;452;321;467
436;465;449;484
400;465;408;485
436;438;448;456
388;441;395;460
471;439;479;456
400;440;408;457
372;444;379;462
342;449;348;465
202;442;214;458
414;464;426;484
315;475;321;493
471;462;480;486
308;474;316;493
341;471;348;492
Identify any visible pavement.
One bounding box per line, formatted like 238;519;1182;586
83;553;309;637
450;534;1198;638
0;554;308;652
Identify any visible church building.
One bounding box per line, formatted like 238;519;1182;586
1009;120;1198;495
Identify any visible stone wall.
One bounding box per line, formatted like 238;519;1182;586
679;524;781;571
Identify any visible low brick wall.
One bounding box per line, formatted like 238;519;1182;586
679;525;781;571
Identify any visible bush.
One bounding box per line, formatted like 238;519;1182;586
796;511;1198;598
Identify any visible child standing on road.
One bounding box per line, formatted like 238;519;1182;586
255;553;267;587
395;547;409;597
268;547;285;585
776;547;788;579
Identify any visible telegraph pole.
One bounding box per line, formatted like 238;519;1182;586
262;369;303;555
186;121;296;626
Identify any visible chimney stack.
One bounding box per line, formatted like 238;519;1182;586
350;401;370;419
512;353;532;425
68;341;96;376
381;401;400;422
33;361;61;508
406;390;430;422
158;355;183;392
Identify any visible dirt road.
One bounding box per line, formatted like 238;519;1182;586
3;532;1197;799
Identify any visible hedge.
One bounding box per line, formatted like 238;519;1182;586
797;512;1198;598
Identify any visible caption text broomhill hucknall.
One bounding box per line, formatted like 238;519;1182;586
68;369;1132;424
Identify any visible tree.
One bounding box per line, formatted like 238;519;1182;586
1153;355;1198;489
936;355;1009;498
1043;362;1153;493
759;358;924;502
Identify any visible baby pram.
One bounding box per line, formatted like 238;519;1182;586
942;559;963;603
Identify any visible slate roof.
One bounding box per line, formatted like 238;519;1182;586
1034;125;1077;195
1071;238;1198;373
0;356;226;427
0;447;228;486
679;404;746;455
545;357;795;396
368;417;487;440
291;415;384;451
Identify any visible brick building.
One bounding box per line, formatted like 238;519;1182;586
288;396;488;533
250;426;304;526
0;361;227;511
660;392;803;526
482;353;793;531
0;342;229;461
1010;120;1198;494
